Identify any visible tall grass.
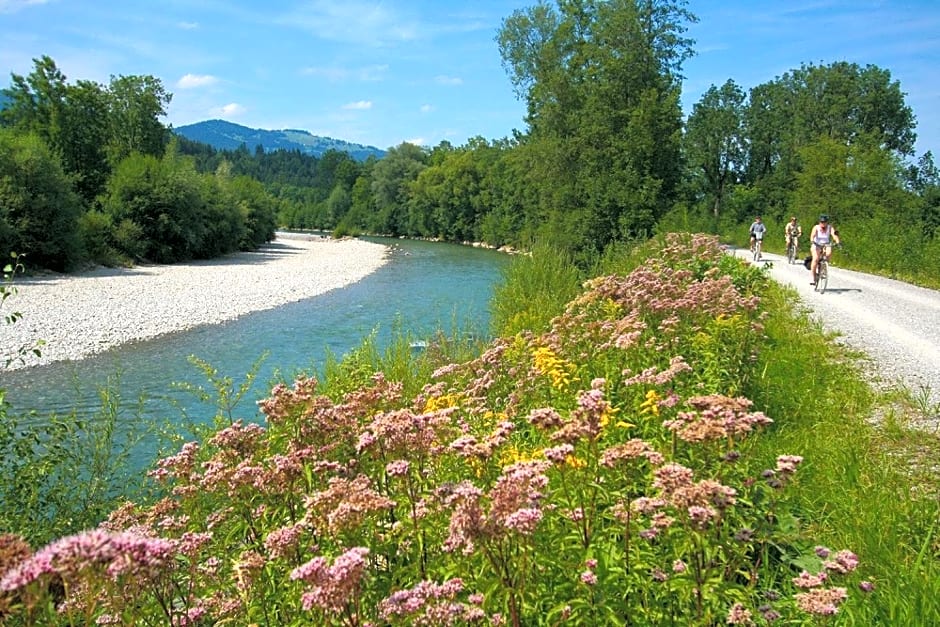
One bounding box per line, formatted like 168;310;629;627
744;285;940;624
490;241;583;337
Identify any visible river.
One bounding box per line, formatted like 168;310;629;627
0;237;509;464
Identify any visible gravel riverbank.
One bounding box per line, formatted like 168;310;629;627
1;233;389;371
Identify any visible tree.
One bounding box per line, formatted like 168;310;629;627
684;79;746;226
0;55;67;142
0;129;84;271
61;80;112;203
102;149;206;263
107;74;172;164
497;0;697;261
370;142;428;235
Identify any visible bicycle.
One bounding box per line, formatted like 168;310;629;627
786;234;799;264
811;243;839;293
751;234;764;262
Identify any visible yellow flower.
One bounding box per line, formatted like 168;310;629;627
639;389;661;417
500;444;538;465
531;346;575;390
424;392;462;413
565;454;587;469
599;404;619;428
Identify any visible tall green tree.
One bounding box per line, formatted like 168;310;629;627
497;0;696;261
0;129;84;271
60;80;112;203
370;142;428;235
107;74;172;164
0;57;111;203
684;79;746;226
0;55;67;142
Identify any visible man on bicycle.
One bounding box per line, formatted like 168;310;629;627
784;216;802;253
808;214;841;285
748;216;766;255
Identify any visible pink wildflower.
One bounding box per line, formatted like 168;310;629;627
794;587;847;615
792;570;828;589
726;602;753;625
823;549;859;574
290;547;370;613
0;529;176;593
600;439;664;467
264;523;308;560
386;459;410;477
543;443;574;464
504;508;543;535
775;455;803;474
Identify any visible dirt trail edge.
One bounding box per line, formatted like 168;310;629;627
733;247;940;426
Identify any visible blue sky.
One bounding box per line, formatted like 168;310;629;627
1;0;937;157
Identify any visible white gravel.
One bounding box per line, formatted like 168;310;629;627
736;247;940;425
1;233;389;371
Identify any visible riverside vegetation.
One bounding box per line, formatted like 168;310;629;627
2;233;938;626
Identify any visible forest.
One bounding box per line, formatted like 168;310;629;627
2;0;939;283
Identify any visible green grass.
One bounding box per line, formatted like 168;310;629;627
743;283;940;624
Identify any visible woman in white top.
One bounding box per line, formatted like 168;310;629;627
808;214;841;284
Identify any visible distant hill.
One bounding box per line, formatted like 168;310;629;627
173;119;386;161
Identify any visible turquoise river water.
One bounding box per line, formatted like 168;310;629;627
0;237;509;464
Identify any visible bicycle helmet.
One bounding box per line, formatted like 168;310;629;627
819;214;829;222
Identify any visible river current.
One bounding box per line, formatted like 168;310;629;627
0;238;508;449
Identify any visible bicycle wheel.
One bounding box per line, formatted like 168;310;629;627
817;262;828;293
786;243;795;264
753;241;761;262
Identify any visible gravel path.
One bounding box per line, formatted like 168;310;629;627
736;247;940;426
1;233;388;371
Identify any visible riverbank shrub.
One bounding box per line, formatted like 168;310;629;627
1;233;884;625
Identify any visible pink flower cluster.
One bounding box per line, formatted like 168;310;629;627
358;407;457;459
790;547;860;617
442;461;551;554
289;546;370;613
662;394;773;443
303;475;395;535
0;529;176;593
600;438;664;468
378;578;487;624
630;463;737;530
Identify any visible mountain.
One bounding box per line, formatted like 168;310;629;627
172;119;386;161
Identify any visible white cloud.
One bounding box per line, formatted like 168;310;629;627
405;138;426;146
358;64;389;81
301;66;349;81
178;21;199;30
435;75;463;86
300;64;389;82
282;1;419;46
420;104;434;113
0;0;48;14
211;103;246;117
342;100;373;110
177;74;219;89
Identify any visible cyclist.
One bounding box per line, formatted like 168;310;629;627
748;216;767;256
784;216;802;255
808;214;841;285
